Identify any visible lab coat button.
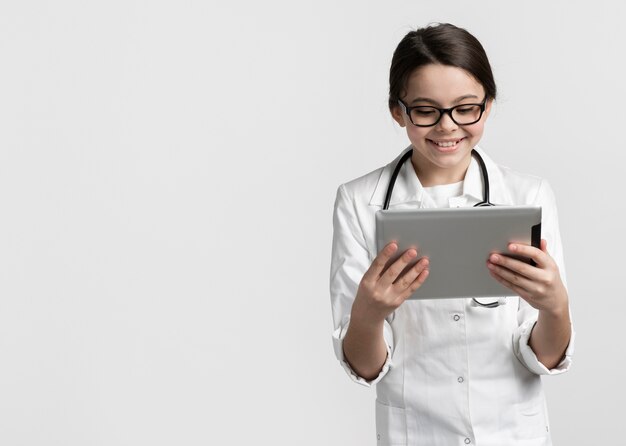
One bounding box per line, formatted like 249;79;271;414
453;314;460;321
458;376;464;383
377;434;380;440
464;438;471;444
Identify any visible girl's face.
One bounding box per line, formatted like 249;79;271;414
391;64;493;186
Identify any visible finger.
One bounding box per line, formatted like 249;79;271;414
488;268;528;299
540;238;548;253
379;247;419;288
399;268;430;302
393;257;430;291
364;241;398;281
487;253;541;281
487;260;534;292
507;242;550;268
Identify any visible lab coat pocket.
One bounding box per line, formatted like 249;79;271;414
375;400;407;445
515;400;550;439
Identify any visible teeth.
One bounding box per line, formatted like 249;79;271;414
433;140;460;147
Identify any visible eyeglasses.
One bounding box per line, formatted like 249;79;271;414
398;97;488;127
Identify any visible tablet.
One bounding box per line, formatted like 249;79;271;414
375;206;541;299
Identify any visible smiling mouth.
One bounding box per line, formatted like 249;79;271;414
427;137;465;149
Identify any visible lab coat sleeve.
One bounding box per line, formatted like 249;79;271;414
330;184;394;387
513;179;575;375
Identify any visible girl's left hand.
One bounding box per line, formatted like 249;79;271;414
486;239;568;314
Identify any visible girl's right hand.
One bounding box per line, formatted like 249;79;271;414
351;242;430;324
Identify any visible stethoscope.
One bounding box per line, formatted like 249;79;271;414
383;147;503;308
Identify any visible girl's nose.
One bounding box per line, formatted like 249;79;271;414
436;111;458;132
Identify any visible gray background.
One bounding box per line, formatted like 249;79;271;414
0;1;622;444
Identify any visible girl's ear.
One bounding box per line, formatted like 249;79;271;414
483;98;494;119
391;105;407;128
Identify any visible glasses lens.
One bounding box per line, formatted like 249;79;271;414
451;104;482;125
409;107;440;126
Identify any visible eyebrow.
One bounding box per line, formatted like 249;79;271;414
409;94;479;106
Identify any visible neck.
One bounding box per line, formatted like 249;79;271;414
410;151;472;187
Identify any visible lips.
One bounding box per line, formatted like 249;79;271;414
427;137;466;151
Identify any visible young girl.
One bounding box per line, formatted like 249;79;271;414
330;23;574;445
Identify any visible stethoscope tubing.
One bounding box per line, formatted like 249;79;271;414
383;148;493;210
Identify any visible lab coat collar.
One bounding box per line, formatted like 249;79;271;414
368;145;510;208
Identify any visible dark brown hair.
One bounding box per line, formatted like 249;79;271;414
388;23;497;111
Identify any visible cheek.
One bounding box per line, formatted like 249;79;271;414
405;126;430;141
464;122;486;139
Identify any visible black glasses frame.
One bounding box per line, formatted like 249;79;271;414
398;97;488;127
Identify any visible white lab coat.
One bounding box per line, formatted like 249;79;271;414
330;146;575;446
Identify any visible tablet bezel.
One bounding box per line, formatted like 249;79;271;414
375;205;541;299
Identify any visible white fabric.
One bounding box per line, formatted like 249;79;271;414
329;146;575;446
423;180;464;208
